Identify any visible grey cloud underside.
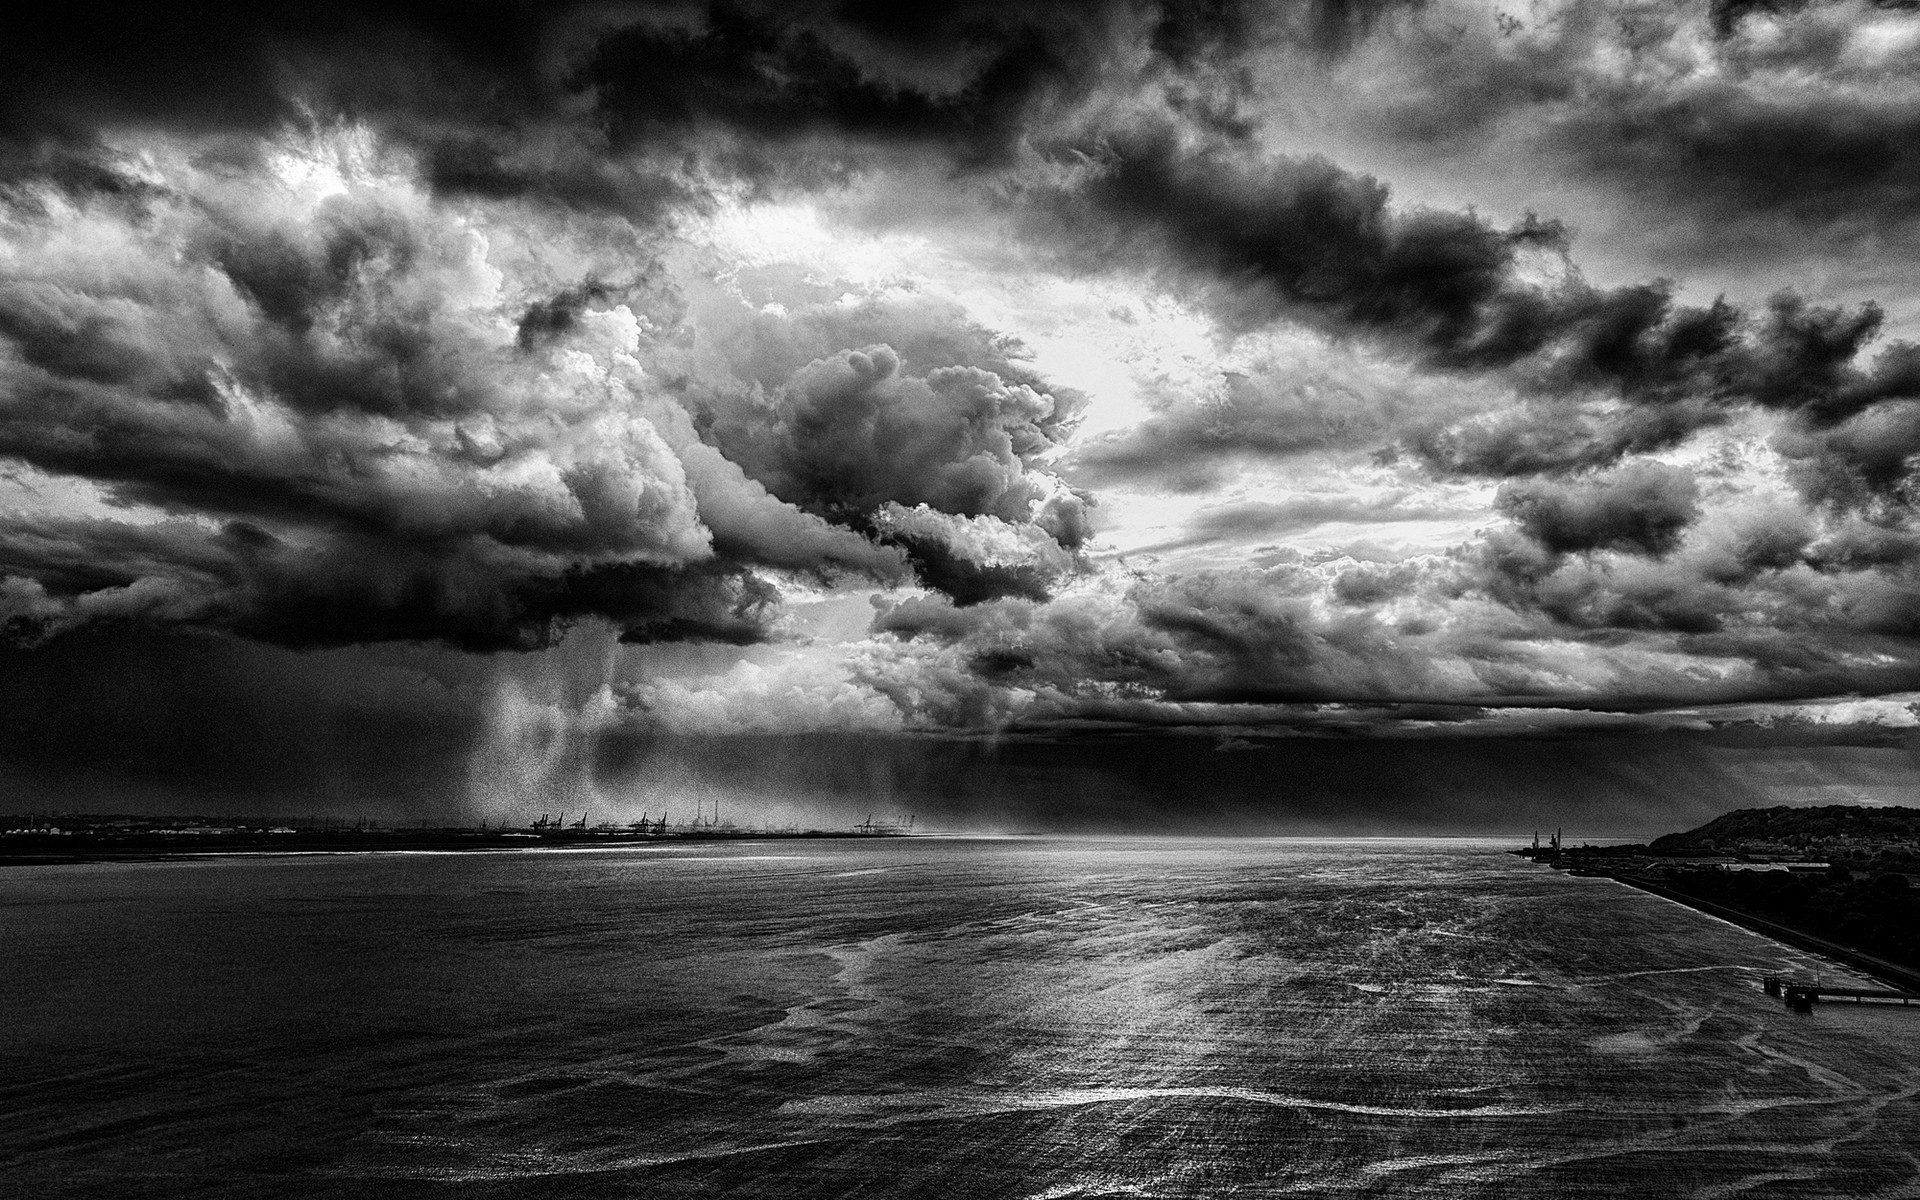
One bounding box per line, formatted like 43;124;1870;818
0;521;779;651
3;1;1158;196
20;1;1920;480
11;624;1907;830
0;162;1102;644
10;0;1920;731
1289;0;1920;297
1027;131;1920;481
1495;462;1700;557
867;538;1920;721
1132;493;1478;556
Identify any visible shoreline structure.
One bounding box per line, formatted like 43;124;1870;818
1517;805;1920;995
0;823;919;867
1597;870;1920;994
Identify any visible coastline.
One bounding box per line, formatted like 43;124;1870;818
1603;871;1920;994
0;828;917;867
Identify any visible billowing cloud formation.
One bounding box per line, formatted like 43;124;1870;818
0;0;1169;213
1496;462;1701;557
0;145;784;646
0;129;1114;648
13;0;1920;808
1304;0;1920;280
707;344;1069;522
871;501;1084;605
1069;350;1477;488
1022;128;1920;480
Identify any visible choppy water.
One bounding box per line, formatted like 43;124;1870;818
3;838;1918;1198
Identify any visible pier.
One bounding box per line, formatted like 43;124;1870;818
1763;976;1920;1013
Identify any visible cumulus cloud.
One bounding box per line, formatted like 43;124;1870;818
1068;350;1486;487
0;128;1121;648
0;0;1191;218
1496;462;1702;556
867;563;1489;722
14;0;1920;789
620;652;907;736
1538;2;1920;254
1018;125;1920;478
0;145;742;646
667;319;1093;592
1176;0;1920;336
869;502;1082;605
709;344;1064;521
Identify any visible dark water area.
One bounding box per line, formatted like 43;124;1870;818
3;839;1918;1198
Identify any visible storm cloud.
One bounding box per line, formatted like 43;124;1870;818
10;0;1920;821
1496;462;1702;557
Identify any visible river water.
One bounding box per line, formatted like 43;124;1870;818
3;838;1918;1198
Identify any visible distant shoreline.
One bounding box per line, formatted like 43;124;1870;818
0;828;917;867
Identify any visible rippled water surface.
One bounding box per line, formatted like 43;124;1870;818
4;838;1919;1197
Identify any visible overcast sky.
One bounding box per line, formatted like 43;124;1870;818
6;0;1920;829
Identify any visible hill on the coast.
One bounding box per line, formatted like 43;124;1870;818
1651;804;1920;860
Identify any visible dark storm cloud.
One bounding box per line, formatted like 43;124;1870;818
1284;0;1920;299
1556;89;1920;235
1;0;1159;209
13;622;1914;830
1495;462;1701;557
674;290;1093;591
0;3;572;151
16;0;1920;761
13;0;1917;390
0;626;483;813
515;281;616;352
867;502;1082;606
1027;130;1564;359
869;563;1479;716
1537;2;1920;261
418;0;1186;210
1804;516;1920;571
1402;400;1721;479
1068;362;1429;488
1025;129;1920;479
577;3;1098;168
872;530;1055;606
884;723;1920;831
0;512;785;652
23;0;1913;495
869;571;1920;727
705;345;1062;522
1458;485;1920;657
1777;399;1920;510
0;145;949;648
0;0;1421;172
859;471;1920;722
587;725;1821;835
2;104;1163;651
1125;493;1472;558
1125;568;1436;702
